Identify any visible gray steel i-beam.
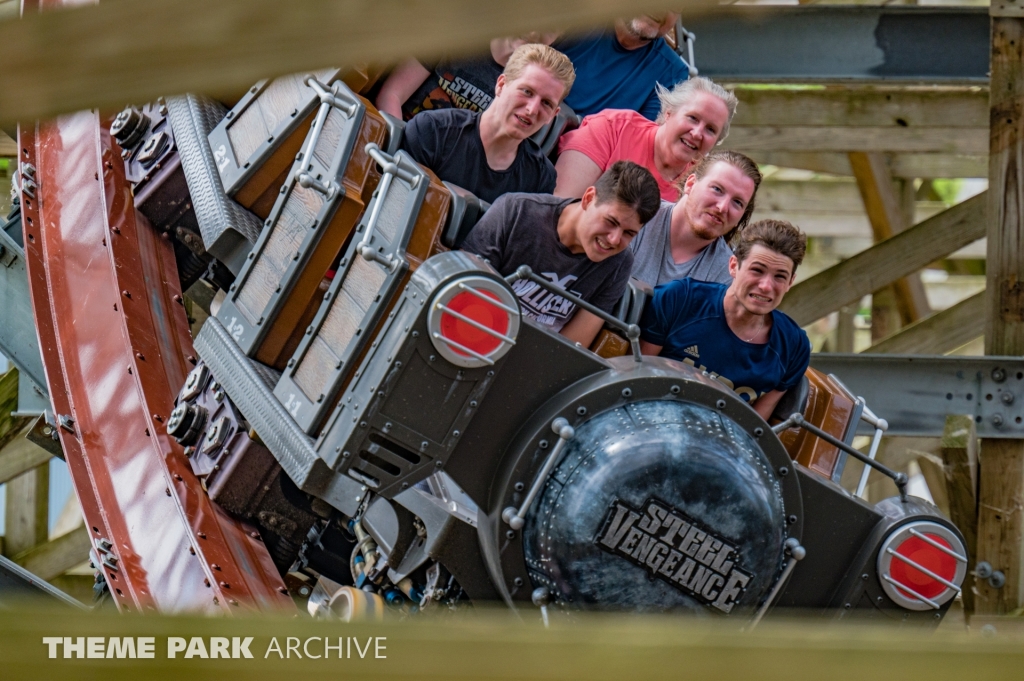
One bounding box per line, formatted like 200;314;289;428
0;209;50;415
684;6;989;83
810;355;1024;439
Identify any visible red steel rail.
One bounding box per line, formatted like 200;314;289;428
19;110;293;613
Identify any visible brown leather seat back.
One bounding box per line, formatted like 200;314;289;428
273;148;451;435
777;367;859;481
216;85;390;369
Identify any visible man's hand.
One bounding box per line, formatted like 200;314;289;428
560;309;605;348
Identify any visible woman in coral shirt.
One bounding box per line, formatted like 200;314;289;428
554;77;737;201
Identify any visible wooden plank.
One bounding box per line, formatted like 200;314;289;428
7;605;1024;679
941;414;979;618
731;86;988;129
0;368;29;452
12;525;90;581
865;291;985;355
0;422;52;485
726;126;987;154
848;152;931;326
3;463;49;557
0;132;16;157
977;15;1024;617
0;0;716;127
750;151;989;179
779;191;986;326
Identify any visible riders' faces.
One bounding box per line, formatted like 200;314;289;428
568;187;643;262
658;91;730;171
491;64;564;140
728;245;795;315
681;161;756;241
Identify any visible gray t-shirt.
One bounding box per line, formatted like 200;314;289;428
461;193;633;332
630;200;734;287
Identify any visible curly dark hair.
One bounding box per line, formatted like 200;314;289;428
732;219;807;273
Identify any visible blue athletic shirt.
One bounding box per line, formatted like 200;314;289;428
640;278;811;403
556;31;690;121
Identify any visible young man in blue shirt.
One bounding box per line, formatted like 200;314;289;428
639;219;811;421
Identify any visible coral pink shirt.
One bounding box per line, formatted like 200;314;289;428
558;109;679;201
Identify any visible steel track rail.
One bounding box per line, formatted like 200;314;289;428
19;112;292;614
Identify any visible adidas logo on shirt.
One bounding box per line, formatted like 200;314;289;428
684;345;699;358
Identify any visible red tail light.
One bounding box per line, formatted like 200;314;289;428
877;521;967;610
428;276;520;368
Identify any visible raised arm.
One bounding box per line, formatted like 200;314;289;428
554;150;603;199
375;58;432;119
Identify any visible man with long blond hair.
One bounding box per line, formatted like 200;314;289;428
400;43;575;203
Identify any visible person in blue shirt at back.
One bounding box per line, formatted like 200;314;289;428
556;14;690;121
639;219;811;421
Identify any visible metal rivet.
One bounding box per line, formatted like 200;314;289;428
621;388;632;398
514;482;525;492
778;466;789;477
670;385;680;394
788;515;797;525
513;577;524;587
576;406;587;416
754;427;764;437
716;399;727;409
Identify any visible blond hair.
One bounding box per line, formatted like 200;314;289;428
503;43;576;102
655;76;738;142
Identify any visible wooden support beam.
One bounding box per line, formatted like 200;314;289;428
864;291;985;355
780;191;986;326
749;152;988;179
0;423;52;485
727;126;987;155
0;0;716;127
3;463;49;557
977;14;1024;616
731;86;989;130
941;414;979;619
0;132;16;157
849;152;931;326
12;525;90;581
0;368;29;452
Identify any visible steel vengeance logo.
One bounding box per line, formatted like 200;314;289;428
595;499;753;613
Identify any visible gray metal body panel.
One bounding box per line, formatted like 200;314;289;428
0;211;50;413
193;316;364;517
810;354;1024;438
167;94;262;273
686;6;988;83
315;251;514;497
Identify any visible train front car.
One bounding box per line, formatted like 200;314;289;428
70;69;968;623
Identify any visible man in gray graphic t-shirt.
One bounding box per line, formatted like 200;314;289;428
631;150;762;287
461;161;661;347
